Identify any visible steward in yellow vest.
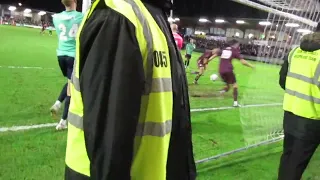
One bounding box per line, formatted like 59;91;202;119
278;25;320;180
65;0;196;179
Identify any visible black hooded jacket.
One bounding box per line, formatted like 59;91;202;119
65;0;197;179
279;32;320;141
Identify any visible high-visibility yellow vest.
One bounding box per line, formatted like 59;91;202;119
66;0;173;179
283;47;320;120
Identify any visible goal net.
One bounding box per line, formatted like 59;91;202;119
197;0;320;164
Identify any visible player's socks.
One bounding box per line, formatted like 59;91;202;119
194;74;202;85
54;100;62;108
58;83;68;102
51;83;68;118
233;101;240;107
56;119;67;130
233;88;239;107
195;74;202;81
233;88;238;101
220;86;230;94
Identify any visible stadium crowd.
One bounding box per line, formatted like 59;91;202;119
188;35;289;58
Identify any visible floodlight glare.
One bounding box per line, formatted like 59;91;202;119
215;19;225;23
236;20;245;24
18;3;22;6
24;9;31;13
259;21;272;26
174;18;180;21
8;6;17;11
168;17;174;22
297;29;312;33
199;18;208;23
285;23;300;27
38;11;47;16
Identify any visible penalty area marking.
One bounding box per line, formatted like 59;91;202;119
0;103;282;133
0;65;55;70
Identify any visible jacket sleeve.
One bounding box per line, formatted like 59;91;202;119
79;9;145;179
279;55;289;90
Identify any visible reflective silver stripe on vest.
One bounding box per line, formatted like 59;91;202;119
71;76;171;93
314;61;320;86
287;61;320;87
287;72;319;86
286;88;320;104
288;47;298;63
71;75;81;91
68;111;171;137
152;78;172;93
125;0;154;95
135;120;172;137
68;111;83;129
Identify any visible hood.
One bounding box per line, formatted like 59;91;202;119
300;32;320;52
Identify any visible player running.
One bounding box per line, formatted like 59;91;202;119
171;23;183;50
193;48;220;85
219;40;254;107
185;39;196;69
40;21;47;35
50;0;83;130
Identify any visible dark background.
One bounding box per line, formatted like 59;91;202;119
1;0;267;18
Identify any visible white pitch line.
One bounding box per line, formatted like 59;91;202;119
0;65;54;70
0;123;57;132
0;103;282;133
191;103;282;112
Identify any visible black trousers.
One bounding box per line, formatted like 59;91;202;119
278;133;319;180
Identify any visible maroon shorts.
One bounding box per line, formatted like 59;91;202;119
220;72;236;84
198;62;204;68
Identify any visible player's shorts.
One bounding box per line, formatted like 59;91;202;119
185;54;192;59
220;72;236;84
197;59;207;69
58;56;75;79
197;61;204;68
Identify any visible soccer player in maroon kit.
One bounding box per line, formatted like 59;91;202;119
193;48;220;84
40;21;47;35
219;40;254;107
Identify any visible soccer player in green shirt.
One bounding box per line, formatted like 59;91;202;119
50;0;83;130
185;39;196;69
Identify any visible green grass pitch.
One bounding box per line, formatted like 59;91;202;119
0;25;319;180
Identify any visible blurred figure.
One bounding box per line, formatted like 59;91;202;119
278;24;320;180
185;39;196;69
65;0;196;179
171;23;183;50
40;21;47;35
193;48;220;85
